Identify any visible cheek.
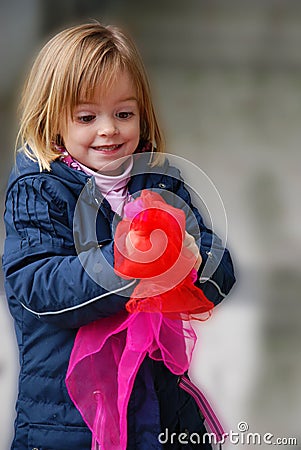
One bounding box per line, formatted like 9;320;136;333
64;127;87;146
129;118;140;138
121;127;139;142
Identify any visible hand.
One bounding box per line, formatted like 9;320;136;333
183;231;202;271
125;229;152;255
125;229;167;262
126;230;202;270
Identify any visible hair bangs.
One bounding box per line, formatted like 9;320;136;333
76;46;126;105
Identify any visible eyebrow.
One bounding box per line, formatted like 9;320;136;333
118;97;138;103
77;97;138;106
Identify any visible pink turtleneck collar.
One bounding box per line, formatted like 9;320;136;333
55;143;134;215
77;157;134;216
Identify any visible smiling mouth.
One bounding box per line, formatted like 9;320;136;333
92;144;123;152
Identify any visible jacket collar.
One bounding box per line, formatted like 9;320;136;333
7;150;89;195
7;150;172;199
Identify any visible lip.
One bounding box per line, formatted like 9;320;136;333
91;143;123;153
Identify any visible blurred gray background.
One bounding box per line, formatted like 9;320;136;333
1;1;301;449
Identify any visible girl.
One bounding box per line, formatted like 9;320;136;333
2;22;235;450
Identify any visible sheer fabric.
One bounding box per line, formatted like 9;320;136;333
66;190;213;449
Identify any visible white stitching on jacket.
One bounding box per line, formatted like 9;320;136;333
198;277;226;298
20;279;137;316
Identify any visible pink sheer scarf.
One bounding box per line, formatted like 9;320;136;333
66;311;196;449
66;190;214;449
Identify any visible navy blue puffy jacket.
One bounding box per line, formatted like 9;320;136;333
2;152;235;449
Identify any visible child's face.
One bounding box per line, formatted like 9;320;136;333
62;69;140;174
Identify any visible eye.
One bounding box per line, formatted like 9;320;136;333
76;115;96;123
116;111;134;120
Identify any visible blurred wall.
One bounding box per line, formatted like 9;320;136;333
1;1;301;449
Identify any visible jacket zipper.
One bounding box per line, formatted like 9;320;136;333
178;375;225;444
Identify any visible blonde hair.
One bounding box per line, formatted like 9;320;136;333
17;22;165;171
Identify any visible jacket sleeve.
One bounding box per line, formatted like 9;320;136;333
166;169;236;306
2;176;137;329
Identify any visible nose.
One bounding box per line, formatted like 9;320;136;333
97;117;119;137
